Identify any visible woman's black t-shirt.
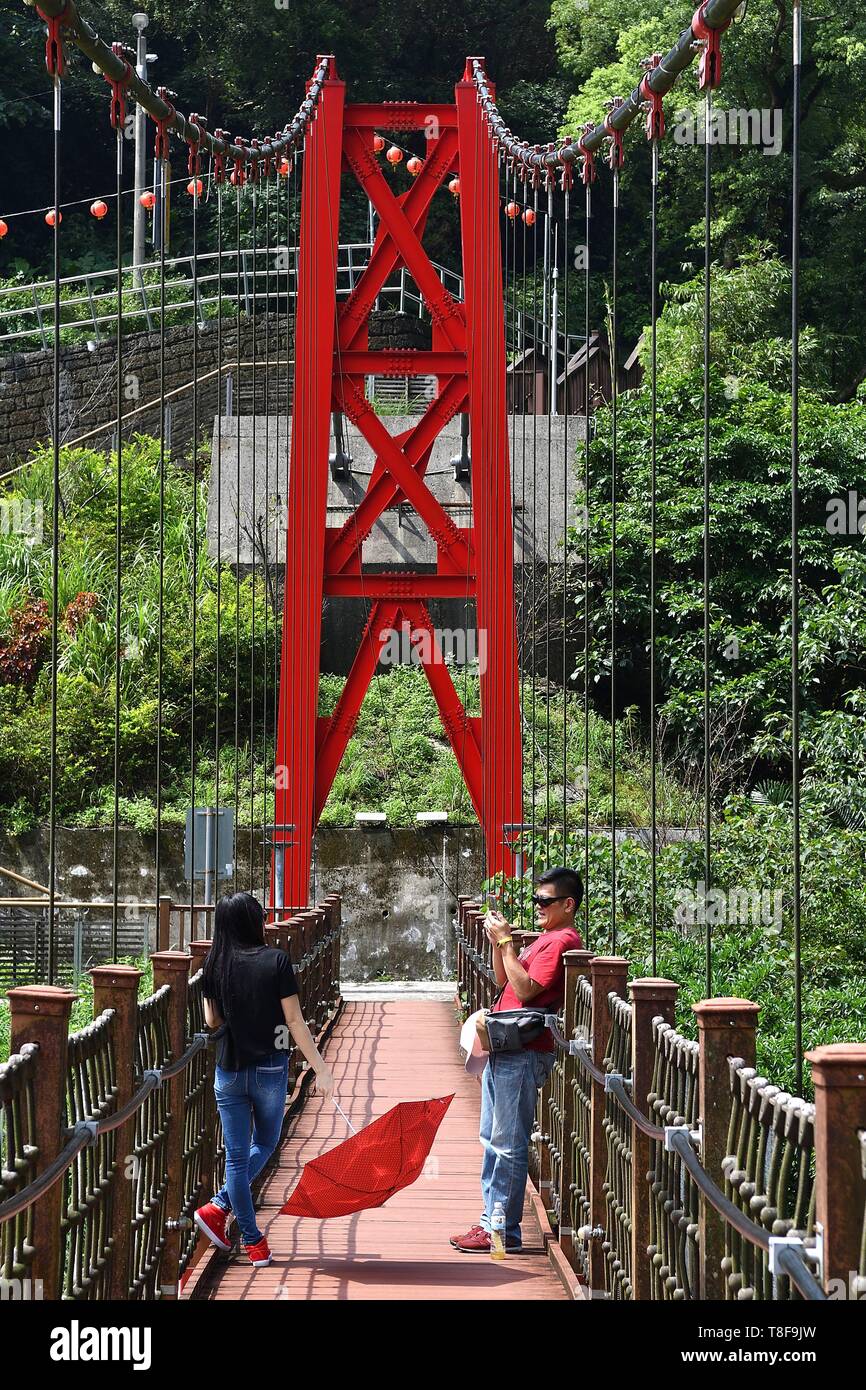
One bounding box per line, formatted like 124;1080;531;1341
205;946;298;1071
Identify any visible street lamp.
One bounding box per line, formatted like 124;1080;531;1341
131;13;158;270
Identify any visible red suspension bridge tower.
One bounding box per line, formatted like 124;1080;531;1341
273;59;522;908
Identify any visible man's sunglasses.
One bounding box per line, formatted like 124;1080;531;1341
531;893;568;907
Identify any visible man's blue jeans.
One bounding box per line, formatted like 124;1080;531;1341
479;1049;556;1246
211;1050;289;1245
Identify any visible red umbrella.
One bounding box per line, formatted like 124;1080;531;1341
281;1095;454;1218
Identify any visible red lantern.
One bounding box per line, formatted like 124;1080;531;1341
406;156;423;177
386;145;402;164
279;157;291;176
45;208;62;226
90;200;108;220
139;190;156;210
0;219;7;239
373;134;385;153
505;201;520;219
187;178;203;197
523;207;536;226
448;177;460;198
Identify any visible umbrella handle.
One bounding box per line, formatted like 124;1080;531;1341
331;1097;358;1135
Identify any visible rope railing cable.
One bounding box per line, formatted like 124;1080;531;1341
543;1015;827;1296
0;1032;209;1225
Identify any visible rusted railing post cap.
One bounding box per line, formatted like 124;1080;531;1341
89;964;141;989
188;938;212;957
150;950;193;973
629;977;679;1000
806;1043;866;1087
693;997;760;1028
564;948;594;965
6;984;77;1016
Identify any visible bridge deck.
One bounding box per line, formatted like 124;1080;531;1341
189;1000;569;1301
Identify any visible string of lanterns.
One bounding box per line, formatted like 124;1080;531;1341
0;125;539;244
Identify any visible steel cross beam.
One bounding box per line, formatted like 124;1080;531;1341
273;79;523;905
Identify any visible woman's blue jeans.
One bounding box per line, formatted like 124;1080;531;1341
211;1050;289;1245
479;1049;556;1246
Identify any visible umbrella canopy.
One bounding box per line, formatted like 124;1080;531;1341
281;1095;454;1218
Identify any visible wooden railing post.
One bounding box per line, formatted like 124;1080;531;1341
157;895;172;951
629;976;679;1301
693;996;759;1300
588;956;628;1296
150;950;191;1300
8;984;76;1301
188;939;211;975
806;1043;866;1299
557;948;593;1266
89;964;142;1300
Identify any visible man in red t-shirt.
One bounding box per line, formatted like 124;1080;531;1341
452;867;584;1254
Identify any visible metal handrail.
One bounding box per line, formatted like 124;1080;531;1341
549;1014;827;1298
0;1031;209;1225
0;245;572;360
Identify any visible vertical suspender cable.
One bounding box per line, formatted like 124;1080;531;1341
155;140;167;903
189;167;200;916
249;179;258;889
649;137;659;975
111;122;124;961
610;164;618;952
214;178;223;830
263;172;271;901
545;184;554;861
234;178;242;882
702;91;713;997
47;73;62;984
791;0;803;1095
530;186;539;862
561;183;570;846
583;179;591;948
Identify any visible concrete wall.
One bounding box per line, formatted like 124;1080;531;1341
206;412;586;570
0;823;485;981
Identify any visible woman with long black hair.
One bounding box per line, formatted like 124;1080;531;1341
195;892;334;1268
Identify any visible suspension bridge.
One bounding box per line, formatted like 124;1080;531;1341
0;0;864;1313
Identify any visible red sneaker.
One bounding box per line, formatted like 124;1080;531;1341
194;1202;231;1252
455;1228;522;1253
244;1236;273;1268
450;1224;485;1248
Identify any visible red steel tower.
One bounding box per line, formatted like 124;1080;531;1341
273;59;522;907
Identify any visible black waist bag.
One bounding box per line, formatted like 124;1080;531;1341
484;1008;550;1053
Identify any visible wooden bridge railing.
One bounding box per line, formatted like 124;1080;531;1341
454;897;866;1302
0;894;341;1300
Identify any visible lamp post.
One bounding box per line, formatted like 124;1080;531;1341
131;13;157;271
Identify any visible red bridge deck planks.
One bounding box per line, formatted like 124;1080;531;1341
189;1000;568;1302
